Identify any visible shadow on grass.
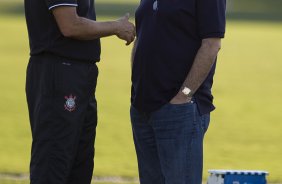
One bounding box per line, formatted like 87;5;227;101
96;3;138;17
226;0;282;22
1;1;282;21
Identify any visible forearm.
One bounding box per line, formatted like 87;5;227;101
131;39;137;68
64;16;119;40
182;38;221;95
52;7;135;43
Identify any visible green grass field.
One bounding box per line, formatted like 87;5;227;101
0;0;282;183
0;180;136;184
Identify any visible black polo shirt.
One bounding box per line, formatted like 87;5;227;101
131;0;226;115
24;0;101;62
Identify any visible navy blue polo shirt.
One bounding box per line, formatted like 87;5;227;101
131;0;226;115
24;0;101;62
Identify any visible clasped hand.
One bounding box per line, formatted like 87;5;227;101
169;91;192;105
116;13;136;45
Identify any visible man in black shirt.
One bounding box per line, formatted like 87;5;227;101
24;0;135;183
130;0;226;183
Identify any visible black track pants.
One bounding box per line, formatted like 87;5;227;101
25;54;98;184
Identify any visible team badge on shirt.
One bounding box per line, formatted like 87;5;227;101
153;0;158;11
64;94;77;112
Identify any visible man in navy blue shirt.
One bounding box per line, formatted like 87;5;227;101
130;0;226;183
24;0;135;183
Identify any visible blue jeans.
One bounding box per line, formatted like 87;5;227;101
130;101;210;184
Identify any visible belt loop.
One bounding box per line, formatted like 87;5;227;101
190;96;196;104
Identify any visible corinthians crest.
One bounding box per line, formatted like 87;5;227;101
64;94;77;112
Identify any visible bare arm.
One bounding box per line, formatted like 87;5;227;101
52;6;135;45
170;38;221;104
131;39;138;68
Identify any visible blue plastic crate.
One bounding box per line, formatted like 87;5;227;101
207;170;269;184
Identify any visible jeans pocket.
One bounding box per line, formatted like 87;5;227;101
168;101;193;106
167;101;195;114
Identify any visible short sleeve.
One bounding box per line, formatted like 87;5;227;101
45;0;78;10
197;0;226;39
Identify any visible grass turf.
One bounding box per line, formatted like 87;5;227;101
0;0;282;183
0;180;137;184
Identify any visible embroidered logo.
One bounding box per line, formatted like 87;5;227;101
64;94;76;112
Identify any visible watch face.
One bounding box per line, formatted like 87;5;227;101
182;87;191;95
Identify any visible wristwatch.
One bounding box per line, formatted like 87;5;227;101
181;87;193;97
